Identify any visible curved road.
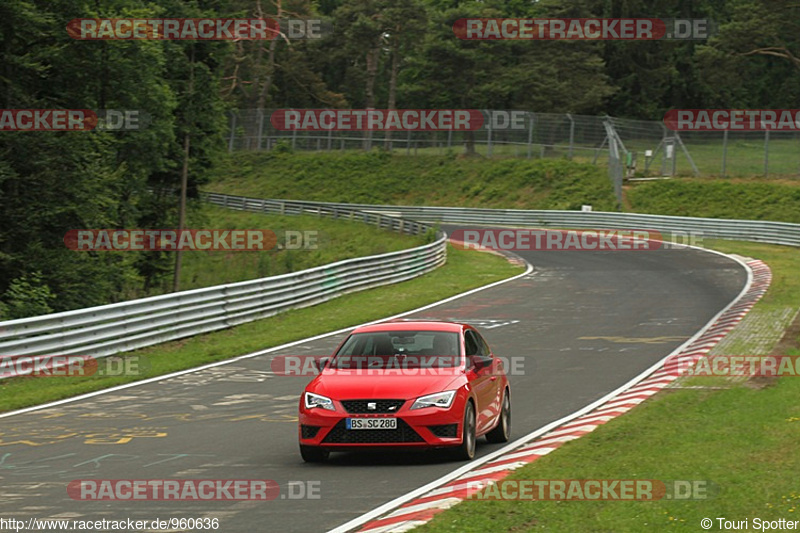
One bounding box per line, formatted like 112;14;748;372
0;230;746;532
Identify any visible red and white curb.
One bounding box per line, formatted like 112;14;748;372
344;259;770;533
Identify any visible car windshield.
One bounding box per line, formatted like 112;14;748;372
331;331;461;369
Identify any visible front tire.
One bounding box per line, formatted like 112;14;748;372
451;401;476;461
486;391;511;443
300;445;329;463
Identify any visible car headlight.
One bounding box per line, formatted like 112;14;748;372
304;392;335;411
411;390;457;410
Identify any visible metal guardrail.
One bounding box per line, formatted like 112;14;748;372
0;201;446;378
205;193;800;248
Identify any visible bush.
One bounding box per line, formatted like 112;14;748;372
0;272;55;320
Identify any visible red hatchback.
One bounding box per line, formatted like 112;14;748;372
298;320;511;462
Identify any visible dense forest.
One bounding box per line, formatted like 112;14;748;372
0;0;798;318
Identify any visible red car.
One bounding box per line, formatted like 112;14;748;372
298;320;511;462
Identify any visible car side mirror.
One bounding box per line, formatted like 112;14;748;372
314;357;331;372
472;355;493;370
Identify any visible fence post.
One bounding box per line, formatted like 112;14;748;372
567;113;575;159
228;113;236;153
764;129;770;178
256;110;264;151
721;130;728;177
527;113;533;158
487;116;493;157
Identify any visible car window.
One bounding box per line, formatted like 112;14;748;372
333;331;461;368
474;330;492;356
464;330;480;356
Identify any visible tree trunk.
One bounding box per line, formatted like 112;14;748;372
385;33;400;151
364;43;380;151
173;45;195;292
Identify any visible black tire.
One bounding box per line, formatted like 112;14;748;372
486;391;511;443
300;445;329;463
451;401;476;461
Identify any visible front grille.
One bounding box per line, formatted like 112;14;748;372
340;399;405;414
322;418;424;444
301;425;321;439
428;424;458;438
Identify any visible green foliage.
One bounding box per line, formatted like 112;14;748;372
0;272;55;320
273;140;294;154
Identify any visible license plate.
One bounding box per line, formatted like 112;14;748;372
346;418;397;430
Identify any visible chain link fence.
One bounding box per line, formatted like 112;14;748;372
226;109;800;180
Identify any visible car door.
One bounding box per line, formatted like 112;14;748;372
474;329;503;419
465;329;496;433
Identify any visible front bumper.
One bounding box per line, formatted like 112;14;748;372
299;397;465;449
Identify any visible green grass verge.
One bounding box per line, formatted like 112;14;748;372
414;239;800;533
0;246;523;413
178;203;428;290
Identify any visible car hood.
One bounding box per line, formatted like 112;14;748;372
310;368;465;400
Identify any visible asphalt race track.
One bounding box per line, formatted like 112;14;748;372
0;230;747;533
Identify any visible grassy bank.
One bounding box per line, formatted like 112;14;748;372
627;180;800;223
208;151;619;211
208;152;800;224
178;203;428;290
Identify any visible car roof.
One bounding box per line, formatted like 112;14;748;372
351;320;467;334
